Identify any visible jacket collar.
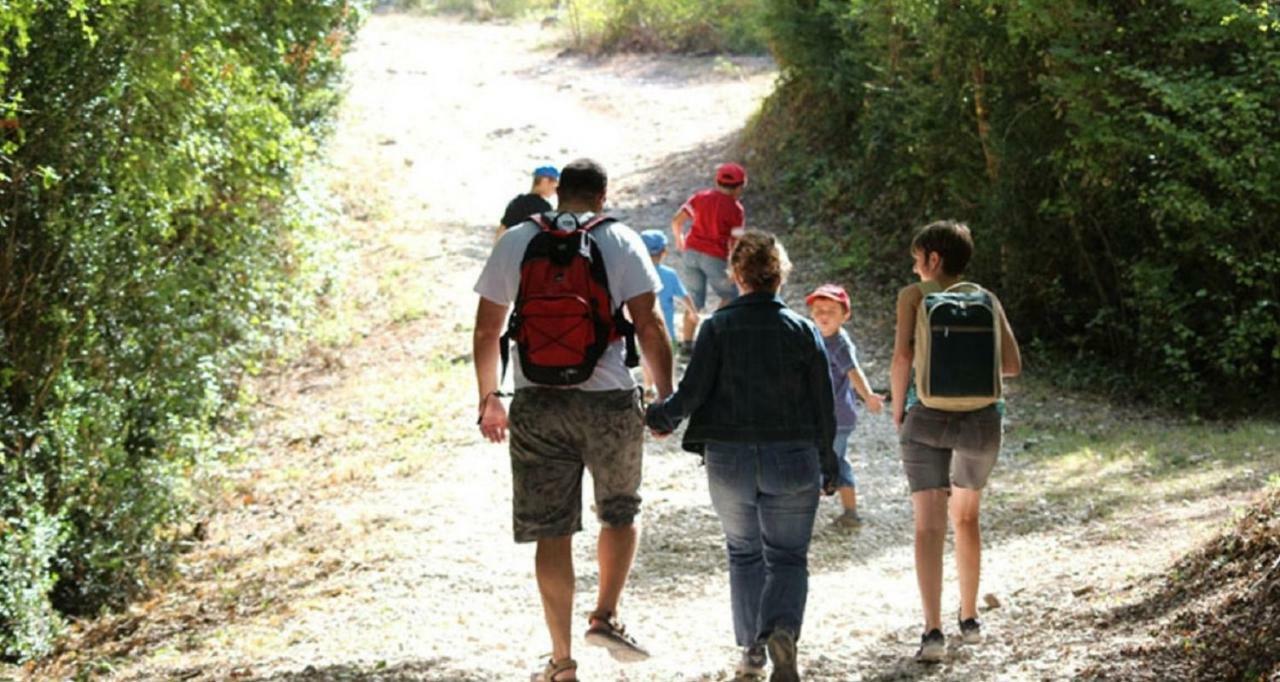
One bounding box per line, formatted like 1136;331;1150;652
721;290;785;310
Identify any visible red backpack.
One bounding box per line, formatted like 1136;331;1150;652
501;212;638;386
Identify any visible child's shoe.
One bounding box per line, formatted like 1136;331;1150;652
831;509;863;529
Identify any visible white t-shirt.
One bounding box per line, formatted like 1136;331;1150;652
474;212;662;392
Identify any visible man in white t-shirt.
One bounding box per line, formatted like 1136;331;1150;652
473;158;674;682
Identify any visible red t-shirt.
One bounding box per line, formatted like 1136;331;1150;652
682;189;745;260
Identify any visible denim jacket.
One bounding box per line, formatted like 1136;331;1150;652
649;292;838;483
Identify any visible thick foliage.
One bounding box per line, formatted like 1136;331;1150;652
0;1;358;661
751;0;1279;409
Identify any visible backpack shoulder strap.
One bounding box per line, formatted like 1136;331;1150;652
529;212;557;232
943;281;984;294
916;281;943;296
529;212;615;234
581;215;617;232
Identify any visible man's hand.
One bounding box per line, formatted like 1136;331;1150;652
478;393;509;443
865;393;886;415
474;296;511;442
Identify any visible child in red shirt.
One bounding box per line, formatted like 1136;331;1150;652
671;162;747;355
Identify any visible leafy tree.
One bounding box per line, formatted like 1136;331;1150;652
754;0;1279;409
0;1;359;660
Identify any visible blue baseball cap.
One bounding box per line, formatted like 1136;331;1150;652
640;229;667;255
533;165;560;180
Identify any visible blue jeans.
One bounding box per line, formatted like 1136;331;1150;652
683;249;738;310
834;428;856;489
705;441;821;646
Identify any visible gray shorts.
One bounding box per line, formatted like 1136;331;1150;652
899;404;1002;492
507;387;645;543
683;249;738;310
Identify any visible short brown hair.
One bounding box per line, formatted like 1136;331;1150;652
911;220;974;276
730;230;792;292
557;158;607;204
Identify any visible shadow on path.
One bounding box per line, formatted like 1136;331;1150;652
246;658;487;682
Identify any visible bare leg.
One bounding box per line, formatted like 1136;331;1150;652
681;311;699;344
536;536;576;662
950;488;983;620
838;486;858;513
911;489;949;630
595;525;637;616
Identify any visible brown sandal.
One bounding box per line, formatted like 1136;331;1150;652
533;656;578;682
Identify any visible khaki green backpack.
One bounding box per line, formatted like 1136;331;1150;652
913;281;1003;411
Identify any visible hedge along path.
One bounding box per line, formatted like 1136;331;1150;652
21;12;1269;682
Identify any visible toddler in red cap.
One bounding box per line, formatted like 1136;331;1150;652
806;283;885;527
670;162;748;356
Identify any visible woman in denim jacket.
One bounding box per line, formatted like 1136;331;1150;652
647;230;837;682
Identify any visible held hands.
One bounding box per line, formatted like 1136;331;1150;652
644;401;679;438
477;393;508;443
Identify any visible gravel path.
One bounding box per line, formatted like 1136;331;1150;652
26;13;1259;682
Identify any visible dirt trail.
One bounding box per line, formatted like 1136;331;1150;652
26;13;1265;682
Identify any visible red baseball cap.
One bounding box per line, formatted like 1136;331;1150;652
716;162;747;186
805;283;850;313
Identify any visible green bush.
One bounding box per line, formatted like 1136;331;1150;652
0;0;359;661
750;0;1280;411
566;0;769;53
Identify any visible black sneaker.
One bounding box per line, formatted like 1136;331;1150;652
958;614;982;644
766;629;799;682
734;642;768;681
915;628;945;663
584;611;649;662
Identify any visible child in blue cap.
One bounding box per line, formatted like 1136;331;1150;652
641;229;697;395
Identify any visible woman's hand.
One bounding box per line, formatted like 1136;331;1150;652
478;393;509;443
893;405;905;433
865;393;886;415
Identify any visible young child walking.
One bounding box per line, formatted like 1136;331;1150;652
890;221;1021;663
647;230;837;682
805;284;885;528
640;229;699;395
670;162;748;355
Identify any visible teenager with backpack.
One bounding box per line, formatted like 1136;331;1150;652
889;221;1022;663
646;231;837;682
473;159;675;682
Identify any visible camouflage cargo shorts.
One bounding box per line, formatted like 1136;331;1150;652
507;387;645;543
